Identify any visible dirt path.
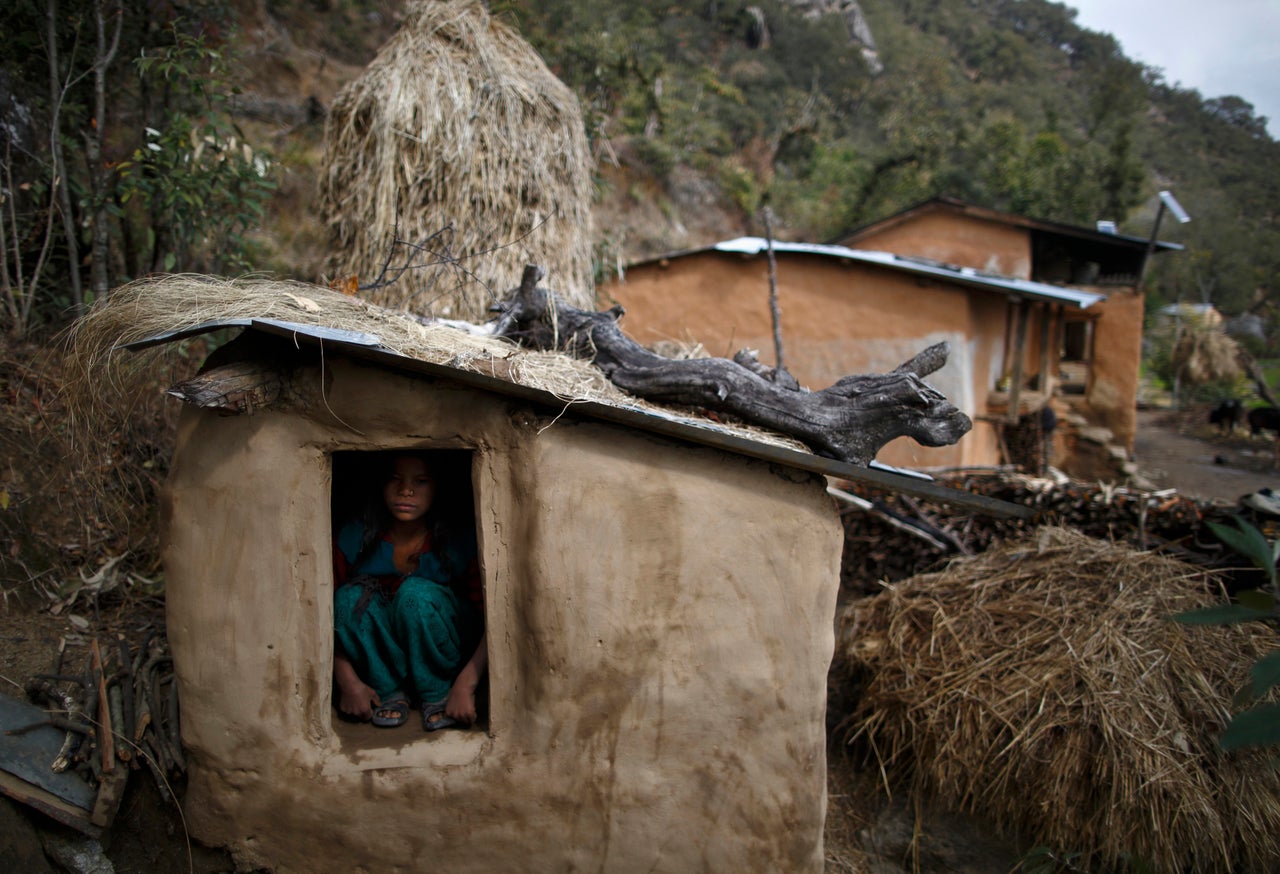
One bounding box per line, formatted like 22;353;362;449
1131;406;1278;504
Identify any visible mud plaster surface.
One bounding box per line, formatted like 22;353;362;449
162;358;843;872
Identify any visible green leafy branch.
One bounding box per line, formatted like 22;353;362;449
1174;516;1280;752
116;24;276;275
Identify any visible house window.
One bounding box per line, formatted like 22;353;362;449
328;449;486;743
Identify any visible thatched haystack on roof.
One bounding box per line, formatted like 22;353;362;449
67;274;602;394
319;0;594;320
835;527;1280;872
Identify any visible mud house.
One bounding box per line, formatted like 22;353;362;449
139;306;860;872
834;197;1184;454
601;197;1182;471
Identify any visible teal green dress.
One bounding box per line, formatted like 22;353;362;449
333;522;482;705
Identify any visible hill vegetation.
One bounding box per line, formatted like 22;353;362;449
1;5;1277;867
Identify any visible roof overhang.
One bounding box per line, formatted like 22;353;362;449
127;319;1032;518
834;196;1185;254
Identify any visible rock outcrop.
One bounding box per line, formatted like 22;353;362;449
783;0;882;73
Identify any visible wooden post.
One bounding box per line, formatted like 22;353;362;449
761;207;786;379
1054;305;1066;375
90;638;114;773
1037;303;1052;392
1007;297;1029;423
1000;298;1016;384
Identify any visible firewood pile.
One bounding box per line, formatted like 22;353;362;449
835;469;1276;598
16;628;182;832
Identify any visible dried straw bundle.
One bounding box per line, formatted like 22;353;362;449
836;527;1280;872
1174;326;1242;386
66;275;609;409
319;0;594;320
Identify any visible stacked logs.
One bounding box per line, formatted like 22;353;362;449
836;470;1274;598
19;632;182;829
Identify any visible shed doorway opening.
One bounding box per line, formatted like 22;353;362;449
1059;318;1094;395
328;448;487;745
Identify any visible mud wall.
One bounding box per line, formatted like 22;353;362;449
162;356;842;872
842;210;1033;278
1080;288;1143;451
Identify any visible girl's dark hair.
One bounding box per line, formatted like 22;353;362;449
347;450;474;571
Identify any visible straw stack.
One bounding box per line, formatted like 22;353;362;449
835;526;1280;871
1173;326;1242;386
319;0;595;320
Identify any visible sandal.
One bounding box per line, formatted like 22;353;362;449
421;700;458;732
371;697;410;728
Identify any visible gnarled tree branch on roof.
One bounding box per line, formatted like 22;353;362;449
492;265;972;466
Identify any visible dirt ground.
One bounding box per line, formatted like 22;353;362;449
0;404;1275;871
1131;405;1279;504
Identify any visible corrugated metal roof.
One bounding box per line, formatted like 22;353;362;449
1158;302;1219;317
713;237;1105;309
127;319;1031;518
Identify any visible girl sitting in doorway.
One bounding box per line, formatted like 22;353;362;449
332;451;486;731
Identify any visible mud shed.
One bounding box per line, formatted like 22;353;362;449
137;314;867;872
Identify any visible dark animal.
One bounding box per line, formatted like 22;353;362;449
1248;405;1280;437
1209;399;1243;434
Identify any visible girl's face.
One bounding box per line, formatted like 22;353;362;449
383;456;434;524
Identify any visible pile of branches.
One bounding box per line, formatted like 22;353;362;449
836;469;1273;597
0;333;176;603
20;630;183;829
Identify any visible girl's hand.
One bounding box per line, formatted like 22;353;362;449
445;680;477;725
334;651;379;721
336;672;380;721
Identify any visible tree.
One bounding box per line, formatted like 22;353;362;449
86;0;124;301
1205;96;1269;140
0;0;274;337
44;0;85;315
120;25;275;275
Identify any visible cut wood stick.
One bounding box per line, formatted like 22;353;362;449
90;638;114;774
899;494;974;556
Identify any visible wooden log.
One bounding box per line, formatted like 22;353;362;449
492;266;973;466
166;329;321;415
89;639;113;775
167;359;292;415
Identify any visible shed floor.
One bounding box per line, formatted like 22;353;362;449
331;713;489;752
